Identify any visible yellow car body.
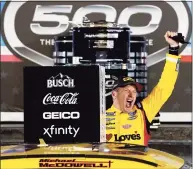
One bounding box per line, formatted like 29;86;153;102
1;142;185;169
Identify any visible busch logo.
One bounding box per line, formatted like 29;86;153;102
43;93;79;105
47;73;75;88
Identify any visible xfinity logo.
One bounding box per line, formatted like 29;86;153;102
43;112;80;120
47;73;75;88
2;1;191;66
43;125;80;138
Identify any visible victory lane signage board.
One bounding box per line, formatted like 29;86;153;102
24;65;106;144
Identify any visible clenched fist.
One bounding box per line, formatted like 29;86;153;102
164;31;179;47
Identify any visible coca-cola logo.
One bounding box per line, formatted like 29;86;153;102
43;93;79;105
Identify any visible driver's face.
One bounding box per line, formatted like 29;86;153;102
116;85;137;113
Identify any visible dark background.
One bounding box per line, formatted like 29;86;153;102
24;65;104;143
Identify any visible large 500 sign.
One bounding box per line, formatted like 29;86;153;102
2;1;191;66
30;4;162;35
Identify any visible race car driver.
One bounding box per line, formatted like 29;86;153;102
106;31;181;146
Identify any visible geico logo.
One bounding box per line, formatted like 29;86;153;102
43;112;80;119
114;133;141;141
47;79;74;88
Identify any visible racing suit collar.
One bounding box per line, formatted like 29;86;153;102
111;104;135;114
111;105;122;113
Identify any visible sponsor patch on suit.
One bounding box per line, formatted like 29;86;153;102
128;110;138;120
106;122;115;126
106;112;116;116
106;118;115;121
106;126;115;130
122;124;132;129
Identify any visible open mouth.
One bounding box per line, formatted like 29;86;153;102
126;99;133;108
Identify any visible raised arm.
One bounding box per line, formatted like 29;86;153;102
141;31;181;123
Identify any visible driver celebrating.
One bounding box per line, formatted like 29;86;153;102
106;31;181;146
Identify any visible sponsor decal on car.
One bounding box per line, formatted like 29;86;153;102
39;159;113;168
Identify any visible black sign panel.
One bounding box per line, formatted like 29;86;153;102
24;65;105;144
